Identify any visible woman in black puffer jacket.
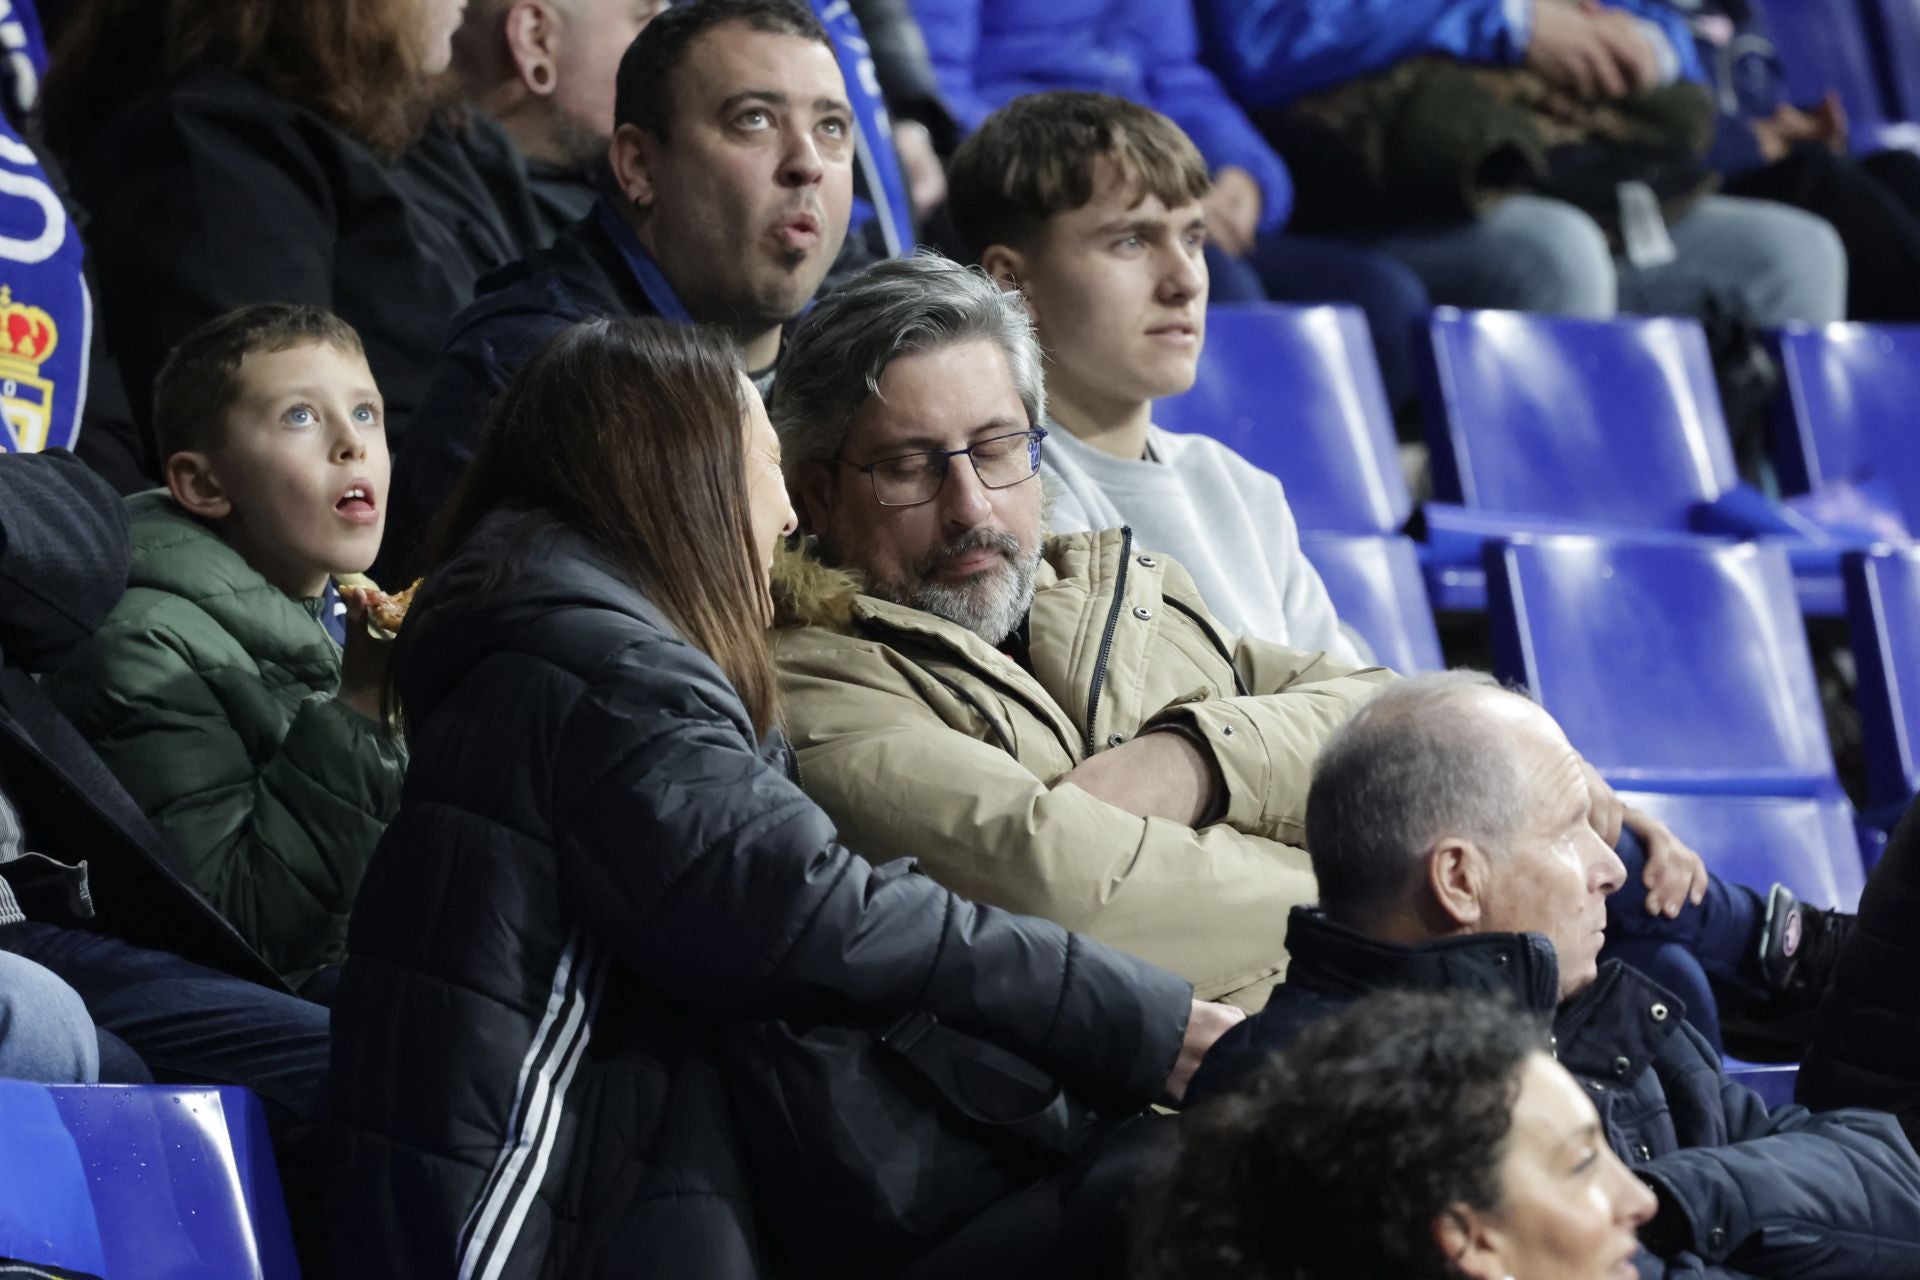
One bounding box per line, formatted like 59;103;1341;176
328;317;1222;1280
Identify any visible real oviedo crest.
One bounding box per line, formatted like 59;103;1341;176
0;114;86;455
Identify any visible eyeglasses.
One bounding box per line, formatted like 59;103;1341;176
835;429;1047;508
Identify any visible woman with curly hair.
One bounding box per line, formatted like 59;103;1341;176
44;0;541;468
1138;988;1658;1280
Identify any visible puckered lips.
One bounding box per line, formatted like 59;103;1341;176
774;209;822;252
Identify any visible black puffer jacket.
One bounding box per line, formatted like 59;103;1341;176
1800;796;1920;1138
328;510;1193;1280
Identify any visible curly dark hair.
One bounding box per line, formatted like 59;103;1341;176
1135;989;1547;1280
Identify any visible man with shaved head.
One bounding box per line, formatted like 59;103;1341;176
449;0;669;238
1190;671;1920;1279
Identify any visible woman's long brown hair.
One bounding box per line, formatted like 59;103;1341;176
417;317;781;738
47;0;443;160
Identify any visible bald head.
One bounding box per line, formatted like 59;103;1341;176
1306;672;1545;924
1308;672;1629;998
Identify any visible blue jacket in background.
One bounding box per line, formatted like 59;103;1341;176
1192;908;1920;1280
910;0;1293;231
1194;0;1704;110
1662;0;1793;178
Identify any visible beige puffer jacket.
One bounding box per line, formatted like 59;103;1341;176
772;528;1395;1009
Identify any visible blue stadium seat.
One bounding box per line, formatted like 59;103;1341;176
1420;309;1853;613
1751;0;1920;152
1152;304;1410;534
1724;1060;1801;1110
1860;0;1920;128
1769;323;1920;542
1612;790;1865;910
1484;534;1837;796
1300;533;1443;672
0;1083;299;1279
1843;547;1920;813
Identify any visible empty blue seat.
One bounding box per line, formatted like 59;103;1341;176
1613;790;1865;910
1300;533;1443;672
1153;304;1409;534
1770;323;1920;542
1421;309;1852;613
1485;534;1837;796
0;1083;299;1280
1844;547;1920;812
1860;0;1920;128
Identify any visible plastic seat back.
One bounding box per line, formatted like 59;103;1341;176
1299;533;1443;672
1486;534;1835;794
1771;324;1920;539
1613;790;1866;909
0;1083;299;1279
1153;304;1410;533
1859;0;1920;121
1421;310;1738;529
1844;547;1920;808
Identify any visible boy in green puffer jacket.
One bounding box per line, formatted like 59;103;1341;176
46;304;405;994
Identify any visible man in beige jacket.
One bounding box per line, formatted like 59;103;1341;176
768;253;1395;1010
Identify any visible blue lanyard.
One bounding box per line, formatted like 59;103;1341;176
594;198;693;323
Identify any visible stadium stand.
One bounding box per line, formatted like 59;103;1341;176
1770;322;1920;542
1420;308;1858;613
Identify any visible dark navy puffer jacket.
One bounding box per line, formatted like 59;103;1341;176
328;509;1192;1280
1191;907;1920;1280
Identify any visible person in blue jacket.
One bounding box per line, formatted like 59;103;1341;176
1193;0;1847;331
911;0;1432;409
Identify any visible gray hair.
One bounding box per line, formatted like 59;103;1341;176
768;252;1047;480
1306;672;1535;923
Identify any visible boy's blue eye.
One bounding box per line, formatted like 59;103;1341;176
284;406;317;427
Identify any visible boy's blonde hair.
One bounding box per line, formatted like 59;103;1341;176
152;303;366;461
947;91;1213;257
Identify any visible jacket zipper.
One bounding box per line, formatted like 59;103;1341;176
931;671;1019;757
1163;596;1251;698
1082;527;1133;758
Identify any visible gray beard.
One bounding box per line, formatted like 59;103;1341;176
863;528;1043;647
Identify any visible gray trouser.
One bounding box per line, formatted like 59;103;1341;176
0;943;98;1083
1371;193;1848;327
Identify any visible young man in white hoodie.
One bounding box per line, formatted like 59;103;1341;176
947;89;1365;665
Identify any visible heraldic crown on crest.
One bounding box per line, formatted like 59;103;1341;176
0;283;59;453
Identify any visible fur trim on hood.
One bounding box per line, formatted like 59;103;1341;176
770;540;863;632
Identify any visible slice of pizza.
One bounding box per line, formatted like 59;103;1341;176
366;579;421;634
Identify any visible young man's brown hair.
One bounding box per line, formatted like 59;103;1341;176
152;303;366;461
946;90;1212;258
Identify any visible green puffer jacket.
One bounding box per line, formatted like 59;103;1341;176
44;492;404;987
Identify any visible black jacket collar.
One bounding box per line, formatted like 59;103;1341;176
1283;906;1686;1079
1283;906;1563;1014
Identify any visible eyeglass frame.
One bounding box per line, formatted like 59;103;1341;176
831;427;1049;508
